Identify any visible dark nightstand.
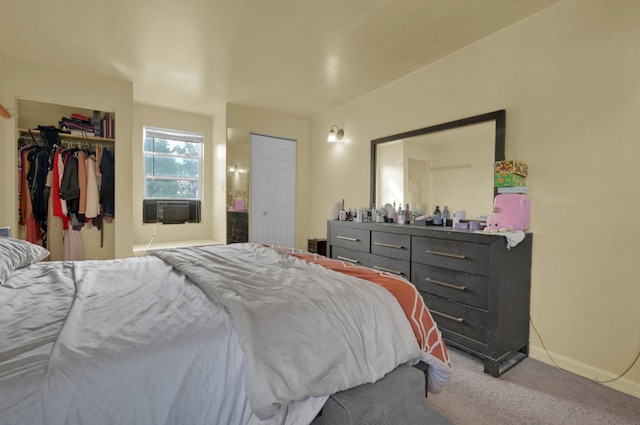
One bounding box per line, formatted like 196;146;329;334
307;238;327;256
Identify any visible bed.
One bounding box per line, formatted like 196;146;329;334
0;238;451;425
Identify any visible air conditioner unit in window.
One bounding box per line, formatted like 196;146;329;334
143;200;201;224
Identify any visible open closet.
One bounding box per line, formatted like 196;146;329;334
16;99;116;261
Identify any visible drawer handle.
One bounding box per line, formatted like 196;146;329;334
337;236;359;242
373;265;404;275
430;309;464;323
374;242;404;249
425;250;466;260
425;277;466;291
337;255;360;264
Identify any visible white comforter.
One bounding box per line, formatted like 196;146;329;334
0;243;433;425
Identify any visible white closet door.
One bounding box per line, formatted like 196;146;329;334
250;133;296;246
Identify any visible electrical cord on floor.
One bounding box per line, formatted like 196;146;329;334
529;317;640;385
144;221;158;254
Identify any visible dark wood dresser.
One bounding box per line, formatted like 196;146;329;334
327;220;533;377
227;211;248;244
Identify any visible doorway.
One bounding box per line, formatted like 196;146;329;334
249;133;296;246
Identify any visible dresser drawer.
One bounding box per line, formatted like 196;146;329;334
422;294;487;344
412;263;489;310
371;231;411;261
330;227;370;253
331;246;371;267
412;236;490;276
369;253;410;279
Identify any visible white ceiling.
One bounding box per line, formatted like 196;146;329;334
0;0;560;119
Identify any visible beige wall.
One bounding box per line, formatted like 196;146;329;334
308;0;640;397
132;104;215;246
226;103;311;249
211;104;228;244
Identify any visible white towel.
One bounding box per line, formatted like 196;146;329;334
475;230;526;249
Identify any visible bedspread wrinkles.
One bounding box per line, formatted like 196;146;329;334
151;243;426;421
0;256;253;425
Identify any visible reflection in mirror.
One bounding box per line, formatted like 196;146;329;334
226;128;251;210
226;128;250;243
371;110;505;221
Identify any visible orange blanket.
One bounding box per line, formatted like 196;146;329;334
290;252;451;368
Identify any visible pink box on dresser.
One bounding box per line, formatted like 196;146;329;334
494;194;531;231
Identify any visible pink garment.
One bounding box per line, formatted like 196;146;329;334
25;218;41;244
51;151;64;218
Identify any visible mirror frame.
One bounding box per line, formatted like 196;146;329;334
370;109;506;207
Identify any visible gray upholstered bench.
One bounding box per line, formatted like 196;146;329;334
311;364;452;425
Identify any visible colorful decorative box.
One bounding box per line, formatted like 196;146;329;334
495;160;528;176
494;173;526;187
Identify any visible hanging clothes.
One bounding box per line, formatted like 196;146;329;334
17;130;115;256
59;150;80;215
17;144;35;224
19;147;42;244
51;150;70;230
29;148;50;223
76;150;88;225
29;148;51;247
85;155;100;219
100;148;115;222
19;147;33;226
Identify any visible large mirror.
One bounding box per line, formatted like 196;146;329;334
370;110;505;220
226;128;250;243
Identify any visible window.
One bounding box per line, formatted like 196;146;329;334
143;126;203;200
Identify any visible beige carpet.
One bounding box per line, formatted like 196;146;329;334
426;348;640;425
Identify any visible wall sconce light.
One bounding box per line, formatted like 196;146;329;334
229;164;247;174
327;125;344;143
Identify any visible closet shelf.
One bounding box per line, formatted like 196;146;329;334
18;128;115;144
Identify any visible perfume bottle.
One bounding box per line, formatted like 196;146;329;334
442;205;450;226
432;206;442;225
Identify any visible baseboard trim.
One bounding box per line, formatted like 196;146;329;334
528;345;640;399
